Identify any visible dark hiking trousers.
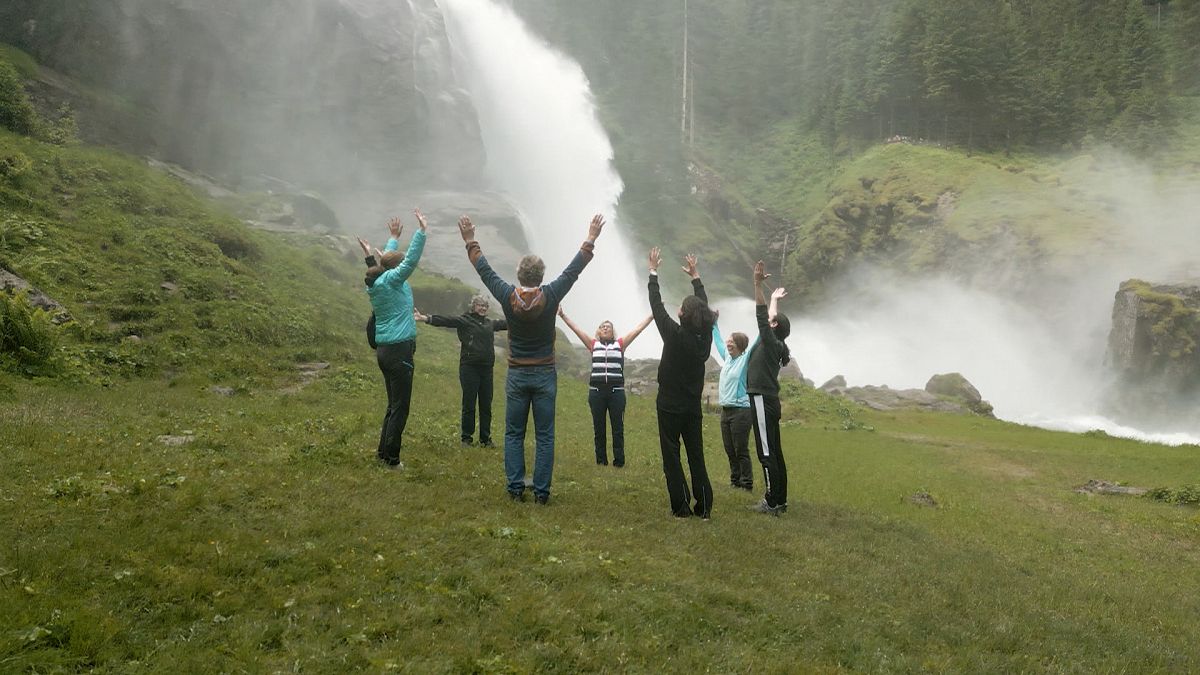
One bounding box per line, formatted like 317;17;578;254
657;408;713;518
720;406;754;489
460;362;494;444
588;385;626;466
376;340;415;465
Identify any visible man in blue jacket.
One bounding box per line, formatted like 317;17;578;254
457;213;605;504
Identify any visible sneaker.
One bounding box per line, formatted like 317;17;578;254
461;439;475;448
508;491;525;503
479;440;495;448
747;499;781;516
534;494;550;505
613;461;625;468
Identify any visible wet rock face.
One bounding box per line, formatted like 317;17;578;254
0;0;485;201
1106;279;1200;424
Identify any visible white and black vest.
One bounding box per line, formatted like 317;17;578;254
589;339;624;388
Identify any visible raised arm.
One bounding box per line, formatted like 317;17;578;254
753;260;769;307
711;323;728;362
556;307;594;348
545;214;604;301
769;287;787;321
647;247;678;338
620;314;654;348
459;215;513;304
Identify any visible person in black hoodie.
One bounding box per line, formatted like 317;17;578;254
745;260;792;516
414;295;508;447
648;247;716;518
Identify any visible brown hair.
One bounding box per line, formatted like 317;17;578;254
380;251;403;269
679;295;716;332
730;332;749;353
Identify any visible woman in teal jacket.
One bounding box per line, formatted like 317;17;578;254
712;322;756;490
358;209;427;468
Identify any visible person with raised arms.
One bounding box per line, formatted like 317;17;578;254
745;261;792;516
457;213;605;505
557;307;653;468
647;248;716;519
711;320;756;491
356;209;428;469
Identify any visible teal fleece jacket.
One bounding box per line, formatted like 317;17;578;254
366;231;426;345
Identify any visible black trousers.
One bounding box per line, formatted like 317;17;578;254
588;385;627;466
656;408;713;518
720;406;754;489
376;340;415;465
749;394;787;508
459;362;494;444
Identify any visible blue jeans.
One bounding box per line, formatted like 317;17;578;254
504;365;557;498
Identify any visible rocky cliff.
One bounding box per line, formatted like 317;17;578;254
0;0;486;220
1106;279;1200;426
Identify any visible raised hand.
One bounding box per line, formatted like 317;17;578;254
648;246;662;272
557;306;566;318
412;308;428;323
771;287;787;301
356;236;372;257
387;217;403;239
681;253;699;279
413;208;428;232
457;215;476;243
753;260;770;284
587;214;606;241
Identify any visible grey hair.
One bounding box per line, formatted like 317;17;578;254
516;255;545;287
470;294;490;309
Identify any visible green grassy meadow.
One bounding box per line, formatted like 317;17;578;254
3;354;1200;672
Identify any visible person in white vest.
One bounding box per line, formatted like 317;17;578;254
557;308;652;467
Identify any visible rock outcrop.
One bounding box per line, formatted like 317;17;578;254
0;0;485;218
0;268;71;323
925;372;994;416
1106;279;1200;426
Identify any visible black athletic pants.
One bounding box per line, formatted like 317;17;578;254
588;385;626;466
720;406;754;489
657;408;713;518
376;340;415;465
749;393;787;508
459;362;494;444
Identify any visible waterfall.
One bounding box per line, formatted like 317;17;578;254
440;0;658;357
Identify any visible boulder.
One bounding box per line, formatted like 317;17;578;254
0;268;71;323
819;375;847;394
925;372;993;416
840;385;965;413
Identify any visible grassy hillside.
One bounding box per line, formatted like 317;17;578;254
3;48;1200;674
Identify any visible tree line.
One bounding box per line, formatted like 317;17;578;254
516;0;1199;155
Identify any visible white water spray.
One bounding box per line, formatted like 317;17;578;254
440;0;656;356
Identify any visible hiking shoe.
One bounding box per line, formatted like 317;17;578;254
461;439;475;448
479;440;495;448
747;499;782;516
534;494;550;506
508;491;525;503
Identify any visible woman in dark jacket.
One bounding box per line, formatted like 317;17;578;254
414;295;508;447
745;260;792;515
647;247;716;518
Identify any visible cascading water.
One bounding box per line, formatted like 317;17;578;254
439;0;658;356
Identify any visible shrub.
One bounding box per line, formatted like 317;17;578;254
0;59;37;136
0;291;60;375
1145;485;1200;506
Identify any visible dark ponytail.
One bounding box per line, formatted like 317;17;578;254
680;295;715;333
774;314;791;366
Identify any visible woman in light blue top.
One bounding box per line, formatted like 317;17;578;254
358;208;427;468
712;322;756;490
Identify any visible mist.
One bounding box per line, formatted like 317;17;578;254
713;148;1200;445
440;0;656;356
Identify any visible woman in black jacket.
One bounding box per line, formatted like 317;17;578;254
745;260;792;516
648;247;716;519
414;295;508;447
